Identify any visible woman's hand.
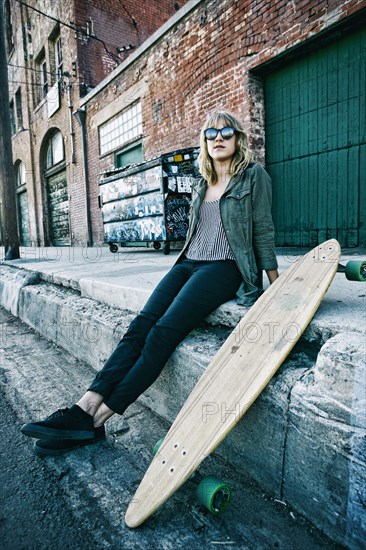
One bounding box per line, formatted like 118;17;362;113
266;269;279;284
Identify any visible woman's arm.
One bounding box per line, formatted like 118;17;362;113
250;164;278;271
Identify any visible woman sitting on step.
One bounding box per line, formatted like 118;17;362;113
21;110;279;455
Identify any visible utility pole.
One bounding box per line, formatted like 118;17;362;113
0;1;20;260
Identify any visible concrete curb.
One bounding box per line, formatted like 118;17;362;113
0;258;365;547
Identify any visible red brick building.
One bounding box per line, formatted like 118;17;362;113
6;0;366;248
82;0;366;248
5;0;188;246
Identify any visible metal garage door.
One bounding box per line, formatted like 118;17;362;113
264;27;366;247
47;170;70;245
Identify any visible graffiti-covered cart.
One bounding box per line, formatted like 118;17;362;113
98;148;200;254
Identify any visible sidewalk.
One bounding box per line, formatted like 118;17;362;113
0;243;365;547
0;246;366;331
1;243;364;330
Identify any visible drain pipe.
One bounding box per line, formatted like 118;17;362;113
74;107;93;246
63;72;76;164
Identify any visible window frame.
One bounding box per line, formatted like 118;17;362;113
99;101;142;157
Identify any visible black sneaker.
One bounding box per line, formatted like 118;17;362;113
34;426;106;456
21;405;95;440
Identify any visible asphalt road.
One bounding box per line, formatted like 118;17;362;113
0;387;98;550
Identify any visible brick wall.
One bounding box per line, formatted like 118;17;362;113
74;0;188;93
84;0;366;244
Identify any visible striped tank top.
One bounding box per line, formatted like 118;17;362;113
185;199;235;261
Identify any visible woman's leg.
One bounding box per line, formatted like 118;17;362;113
76;391;104;416
20;260;241;445
86;260;194;402
104;259;242;414
20;261;193;441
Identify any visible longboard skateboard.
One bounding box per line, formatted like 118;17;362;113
125;239;365;528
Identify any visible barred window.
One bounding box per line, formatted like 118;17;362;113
99;102;142;156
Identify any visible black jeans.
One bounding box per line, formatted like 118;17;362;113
88;257;242;414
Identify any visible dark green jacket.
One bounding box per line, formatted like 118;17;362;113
177;163;278;306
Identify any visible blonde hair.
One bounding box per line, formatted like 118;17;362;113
198;111;253;185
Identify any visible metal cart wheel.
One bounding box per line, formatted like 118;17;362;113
153;241;162;250
109;243;118;253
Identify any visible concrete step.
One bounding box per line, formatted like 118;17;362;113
0;247;365;547
0;306;343;548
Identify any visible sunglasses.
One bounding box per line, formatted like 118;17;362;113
204;126;236;141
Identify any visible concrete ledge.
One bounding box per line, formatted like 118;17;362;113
284;332;366;548
0;266;40;316
0;263;365;547
18;283;134;369
79;279;152;313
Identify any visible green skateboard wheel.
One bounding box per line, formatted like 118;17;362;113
345;260;366;282
196;475;232;515
152;438;165;457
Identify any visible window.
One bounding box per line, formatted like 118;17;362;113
46;131;65;168
9;100;16;135
99;102;142;156
41;59;48;98
16;162;26;188
55;36;63;79
48;26;63;85
115;142;143;168
15;88;23;129
35;50;48;103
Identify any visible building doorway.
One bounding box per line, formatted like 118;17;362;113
43;130;70;245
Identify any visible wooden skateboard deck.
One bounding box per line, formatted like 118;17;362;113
125;239;341;528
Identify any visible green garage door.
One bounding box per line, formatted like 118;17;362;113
264;27;366;247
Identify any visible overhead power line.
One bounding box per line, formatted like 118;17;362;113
14;0;121;65
8;62;57;77
8;79;50;86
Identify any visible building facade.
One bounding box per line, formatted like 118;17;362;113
81;0;366;248
5;0;188;246
6;0;366;248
